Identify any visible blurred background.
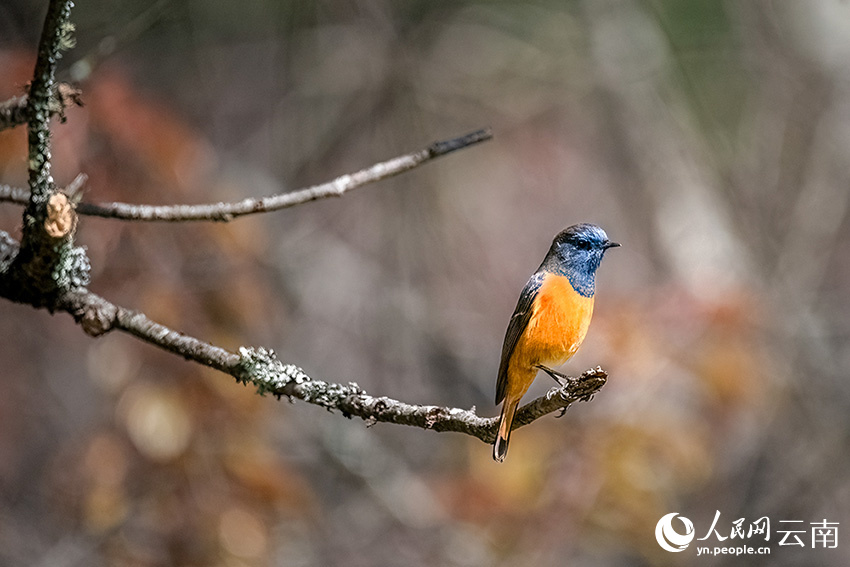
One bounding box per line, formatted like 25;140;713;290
1;0;849;565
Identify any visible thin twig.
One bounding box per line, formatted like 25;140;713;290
0;83;82;133
0;129;493;221
0;184;31;206
52;284;606;444
0;94;29;132
0;173;85;207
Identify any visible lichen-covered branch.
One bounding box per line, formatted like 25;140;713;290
26;0;75;210
5;0;87;307
52;284;607;443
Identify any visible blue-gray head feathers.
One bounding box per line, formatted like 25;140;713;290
544;223;619;297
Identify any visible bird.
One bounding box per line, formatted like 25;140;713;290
493;223;618;462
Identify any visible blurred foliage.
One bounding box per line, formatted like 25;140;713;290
2;0;850;566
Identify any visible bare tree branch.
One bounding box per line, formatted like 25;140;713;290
0;3;603;450
49;283;606;443
0;83;82;133
26;0;75;210
6;0;88;307
0;129;493;221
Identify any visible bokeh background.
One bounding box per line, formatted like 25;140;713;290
2;1;850;565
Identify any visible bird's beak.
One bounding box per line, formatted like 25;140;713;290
603;241;620;250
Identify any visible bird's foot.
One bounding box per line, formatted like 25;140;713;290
536;365;573;388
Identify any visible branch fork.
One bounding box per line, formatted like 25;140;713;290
0;0;609;448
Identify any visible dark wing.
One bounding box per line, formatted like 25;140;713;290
496;271;545;404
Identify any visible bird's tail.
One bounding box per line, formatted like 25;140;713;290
493;398;519;462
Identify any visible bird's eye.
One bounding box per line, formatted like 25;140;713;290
575;240;591;250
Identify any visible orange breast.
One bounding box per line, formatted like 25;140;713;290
512;273;594;370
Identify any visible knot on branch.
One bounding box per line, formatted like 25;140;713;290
44;191;76;238
78;305;114;336
68;294;117;336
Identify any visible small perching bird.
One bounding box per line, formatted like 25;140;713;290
494;224;618;462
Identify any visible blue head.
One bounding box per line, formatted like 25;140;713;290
543;223;619;297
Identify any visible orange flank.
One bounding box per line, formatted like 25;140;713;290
505;273;594;403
